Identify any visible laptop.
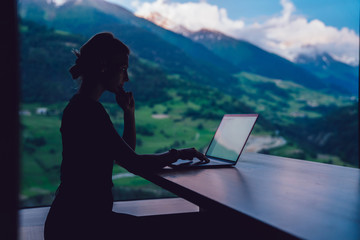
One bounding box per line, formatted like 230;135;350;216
170;114;258;169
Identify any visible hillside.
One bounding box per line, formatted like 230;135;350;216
19;21;274;206
18;2;358;207
18;0;358;157
231;72;349;125
295;53;359;96
188;29;344;93
19;16;357;165
19;0;239;94
19;0;355;120
20;20;84;103
271;103;359;166
20;19;172;104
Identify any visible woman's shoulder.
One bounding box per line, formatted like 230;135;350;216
63;94;108;121
68;94;104;110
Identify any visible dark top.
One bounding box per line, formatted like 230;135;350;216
56;94;122;213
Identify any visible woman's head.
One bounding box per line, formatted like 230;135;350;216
69;32;130;94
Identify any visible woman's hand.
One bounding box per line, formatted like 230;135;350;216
116;90;135;113
178;148;210;163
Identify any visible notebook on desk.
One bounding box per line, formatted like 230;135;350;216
170;114;258;169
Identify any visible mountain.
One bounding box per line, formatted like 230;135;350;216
19;19;85;103
18;0;239;93
20;18;268;132
295;53;359;96
20;0;347;96
18;0;355;123
140;11;358;96
19;19;173;104
18;0;358;167
188;29;334;91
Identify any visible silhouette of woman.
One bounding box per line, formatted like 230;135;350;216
44;32;209;240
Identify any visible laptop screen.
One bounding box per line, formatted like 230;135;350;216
206;114;258;162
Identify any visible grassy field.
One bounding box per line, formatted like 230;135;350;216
19;93;355;207
19;101;226;206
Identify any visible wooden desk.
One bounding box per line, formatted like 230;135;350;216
142;152;360;240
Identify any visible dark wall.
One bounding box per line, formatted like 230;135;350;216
0;0;19;239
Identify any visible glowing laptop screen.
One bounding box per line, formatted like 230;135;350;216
206;115;257;162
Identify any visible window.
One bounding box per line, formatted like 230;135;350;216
19;0;359;208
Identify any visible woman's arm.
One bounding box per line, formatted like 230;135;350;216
116;91;136;150
116;149;178;174
111;134;208;174
113;91;208;174
123;109;136;150
110;133;175;173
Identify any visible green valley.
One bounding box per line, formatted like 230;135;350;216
18;0;358;208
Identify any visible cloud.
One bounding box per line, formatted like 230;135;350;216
239;0;359;65
47;0;68;6
134;0;359;66
134;0;245;35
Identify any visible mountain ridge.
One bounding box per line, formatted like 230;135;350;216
19;0;348;95
138;10;358;95
18;1;358;168
295;52;359;95
188;29;344;92
19;0;242;93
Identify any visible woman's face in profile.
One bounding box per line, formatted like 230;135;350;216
104;55;129;95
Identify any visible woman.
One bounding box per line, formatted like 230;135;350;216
44;32;209;239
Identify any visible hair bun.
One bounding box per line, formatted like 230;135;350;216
69;49;82;79
69;64;81;79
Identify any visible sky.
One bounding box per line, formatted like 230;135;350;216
108;0;359;33
59;0;360;66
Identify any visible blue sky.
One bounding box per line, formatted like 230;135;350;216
109;0;359;33
219;0;358;34
197;0;359;33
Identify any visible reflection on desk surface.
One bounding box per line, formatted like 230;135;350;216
153;152;360;240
